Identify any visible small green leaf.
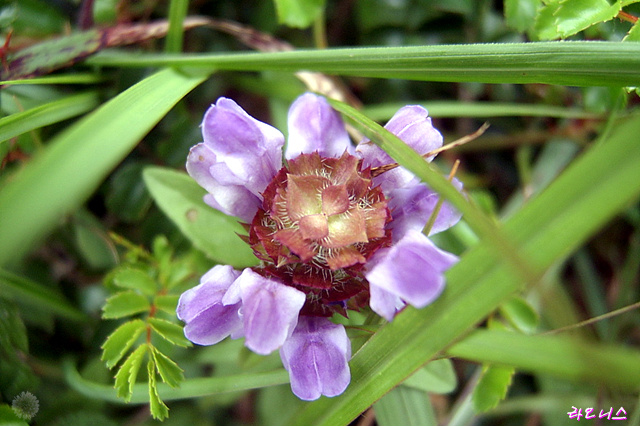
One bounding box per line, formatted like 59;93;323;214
154;295;180;314
273;0;325;28
534;0;621;40
472;364;515;412
499;296;539;334
101;319;146;368
102;291;150;319
148;317;191;347
143;167;257;268
402;358;457;394
554;0;620;38
111;267;157;296
151;346;184;387
147;358;169;420
114;344;148;400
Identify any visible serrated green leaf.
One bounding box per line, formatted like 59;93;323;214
154;295;180;314
472;364;515;412
143;167;257;268
111;267;157;296
147;358;169;420
499;296;539;334
402;358;457;394
534;0;621;39
150;346;184;387
273;0;325;28
114;344;148;400
102;291;150;319
101;319;146;368
147;317;190;347
624;20;640;41
554;0;620;38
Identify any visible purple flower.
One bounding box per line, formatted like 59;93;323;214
365;230;458;321
280;317;351;400
222;268;306;355
177;265;243;345
177;93;461;400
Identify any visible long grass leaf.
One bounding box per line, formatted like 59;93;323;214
88;42;640;86
0;68;207;267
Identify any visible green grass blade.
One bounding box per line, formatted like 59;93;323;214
283;112;640;426
0;268;86;322
447;329;640;390
0;92;99;145
362;101;602;120
0;68;207;267
374;386;437;426
165;0;189;53
0;74;104;86
89;42;640;86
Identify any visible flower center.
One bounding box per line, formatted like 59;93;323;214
244;152;392;316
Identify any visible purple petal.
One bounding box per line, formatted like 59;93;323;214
177;265;243;345
356;105;443;192
369;284;406;322
280;317;351;400
201;98;284;197
187;143;261;222
388;178;463;241
365;231;457;313
227;268;306;355
285;93;353;159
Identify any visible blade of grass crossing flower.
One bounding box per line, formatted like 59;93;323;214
0;68;207;267
328;98;539;287
284;113;640;426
